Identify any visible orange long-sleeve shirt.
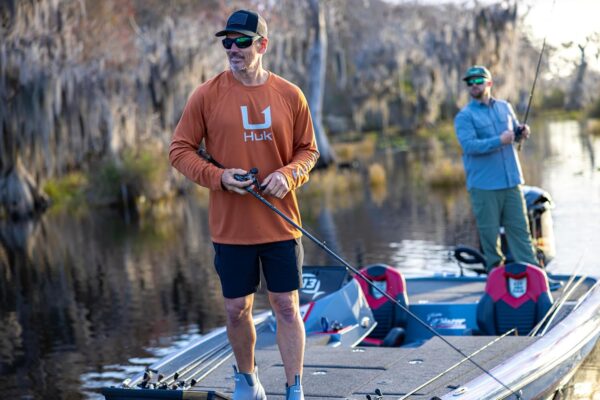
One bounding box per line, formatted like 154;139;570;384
169;71;319;244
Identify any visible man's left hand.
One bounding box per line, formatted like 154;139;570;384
261;171;290;199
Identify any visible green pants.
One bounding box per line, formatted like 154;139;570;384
468;186;538;270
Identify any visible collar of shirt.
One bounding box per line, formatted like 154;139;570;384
469;97;496;109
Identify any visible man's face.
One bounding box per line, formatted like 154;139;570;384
223;33;267;73
466;77;492;99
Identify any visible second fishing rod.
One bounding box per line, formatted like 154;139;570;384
197;147;523;399
515;0;556;151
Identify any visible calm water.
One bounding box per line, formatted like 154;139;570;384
1;118;599;399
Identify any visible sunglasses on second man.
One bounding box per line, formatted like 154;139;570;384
466;77;487;87
222;36;260;50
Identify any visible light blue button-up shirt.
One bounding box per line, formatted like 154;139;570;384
454;98;524;190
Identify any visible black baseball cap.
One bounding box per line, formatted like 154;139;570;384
462;65;492;81
215;10;268;38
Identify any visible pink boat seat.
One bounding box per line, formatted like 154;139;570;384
477;263;553;335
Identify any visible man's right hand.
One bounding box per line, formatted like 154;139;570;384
221;168;253;195
500;130;515;145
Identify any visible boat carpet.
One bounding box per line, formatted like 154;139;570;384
191;332;538;399
407;279;486;303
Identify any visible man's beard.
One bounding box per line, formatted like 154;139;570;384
228;54;247;72
470;89;484;100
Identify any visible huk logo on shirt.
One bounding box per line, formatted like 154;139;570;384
241;106;273;142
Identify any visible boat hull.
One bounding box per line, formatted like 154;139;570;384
441;281;600;400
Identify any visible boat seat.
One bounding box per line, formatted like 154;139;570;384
354;264;408;346
477;263;553;335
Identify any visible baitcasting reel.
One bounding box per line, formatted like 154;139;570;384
234;167;265;191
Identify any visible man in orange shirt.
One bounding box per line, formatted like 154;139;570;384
169;9;319;400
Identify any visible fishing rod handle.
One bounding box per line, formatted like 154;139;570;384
515;126;524;151
197;147;225;169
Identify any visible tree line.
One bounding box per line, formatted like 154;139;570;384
1;0;594;219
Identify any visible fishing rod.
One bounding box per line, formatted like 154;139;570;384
161;339;231;389
197;148;523;399
182;323;270;390
539;274;588;336
528;251;587;336
516;37;545;151
516;0;557;151
126;326;231;388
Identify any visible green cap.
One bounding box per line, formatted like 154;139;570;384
463;66;492;81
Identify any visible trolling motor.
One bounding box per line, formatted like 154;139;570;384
454;246;487;275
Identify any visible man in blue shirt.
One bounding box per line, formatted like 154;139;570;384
454;66;538;270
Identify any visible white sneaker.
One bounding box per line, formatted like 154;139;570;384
232;365;267;400
285;374;304;400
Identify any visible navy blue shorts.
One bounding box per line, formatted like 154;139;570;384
213;238;304;299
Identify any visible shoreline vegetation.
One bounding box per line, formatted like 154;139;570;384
39;111;595;218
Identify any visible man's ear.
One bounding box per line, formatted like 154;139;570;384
257;37;269;54
487;80;494;88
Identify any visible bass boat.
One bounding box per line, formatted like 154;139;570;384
102;187;600;400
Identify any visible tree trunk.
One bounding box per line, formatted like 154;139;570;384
565;44;587;111
306;0;335;168
0;158;49;219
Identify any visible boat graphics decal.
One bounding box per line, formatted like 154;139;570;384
427;312;467;330
372;280;387;299
508;277;527;298
302;273;325;300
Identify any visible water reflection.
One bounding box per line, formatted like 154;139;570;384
0;119;599;399
299;151;478;269
0;198;226;399
525;120;600;275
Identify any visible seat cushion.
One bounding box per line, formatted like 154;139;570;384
355;264;409;340
477;263;553;335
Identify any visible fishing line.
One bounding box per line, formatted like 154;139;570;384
197;148;523;399
399;328;516;399
517;0;557;150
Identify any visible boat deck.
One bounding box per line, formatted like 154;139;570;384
191;275;596;399
193;332;538;399
105;274;597;400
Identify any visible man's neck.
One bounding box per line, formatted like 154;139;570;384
475;92;492;105
232;67;269;86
